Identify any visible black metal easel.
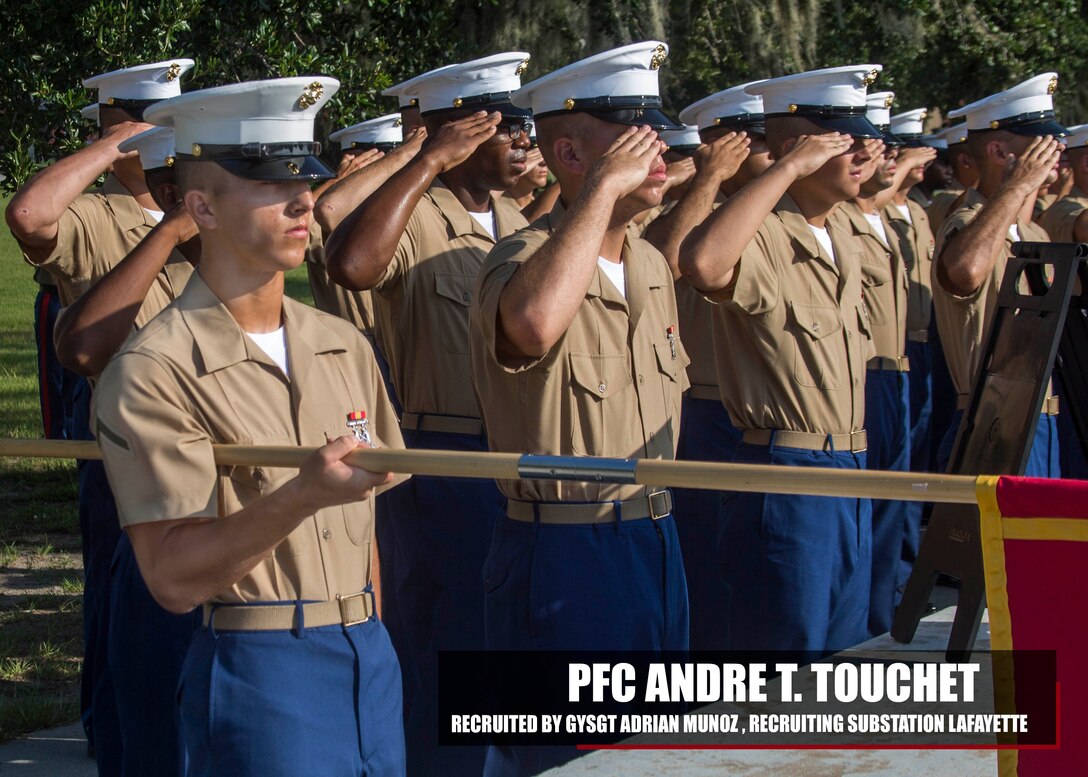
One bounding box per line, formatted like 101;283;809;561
891;242;1088;659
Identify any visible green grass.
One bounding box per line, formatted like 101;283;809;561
0;205;84;743
0;196;315;744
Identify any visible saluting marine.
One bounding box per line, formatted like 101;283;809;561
5;58;195;775
325;53;532;777
681;66;883;658
933;74;1065;476
882;107;942;590
471;41;691;776
829;90;912;638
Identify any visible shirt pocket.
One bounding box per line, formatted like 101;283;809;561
323;428;374;547
433;272;475;354
568;352;633;455
787;302;843;390
859;260;893;326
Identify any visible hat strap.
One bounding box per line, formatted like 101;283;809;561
178;141;322;161
767;104;867;118
985;109;1056;131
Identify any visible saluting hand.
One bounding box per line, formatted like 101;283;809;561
99;120;157;160
337;148;384;179
897;145;937;172
1002;135;1064;195
586;125;667;200
422;111;502;172
779;132;854;180
664;155;696;189
856;139;886;184
294;435;394;512
694;131;751;183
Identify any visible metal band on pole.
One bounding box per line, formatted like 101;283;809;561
0;438;980;504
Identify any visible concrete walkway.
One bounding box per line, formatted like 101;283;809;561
0;721;95;776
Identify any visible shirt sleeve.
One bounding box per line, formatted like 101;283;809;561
726;220;781;316
933;205;986;302
373;202;423;292
23;195;107;284
93;352;219;527
471;235;545;373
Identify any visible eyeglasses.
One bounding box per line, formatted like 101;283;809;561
498;120;533;141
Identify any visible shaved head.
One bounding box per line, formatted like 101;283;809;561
175;159;229;196
765;116;824;158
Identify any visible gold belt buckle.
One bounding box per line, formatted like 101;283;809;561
850;431;867;453
336;591;373;627
647;489;670;520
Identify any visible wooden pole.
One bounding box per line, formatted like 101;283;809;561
0;437;980;504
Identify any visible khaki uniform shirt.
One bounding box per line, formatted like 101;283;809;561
471;202;690;503
20;175;192;327
675;280;718;391
1039;186;1088;242
831;201;908;361
884;197;936;335
713;194;872;435
927;189;966;237
932;188;1050;397
304;221;377;336
373;180;527;418
674;196;724;393
94;273;404;604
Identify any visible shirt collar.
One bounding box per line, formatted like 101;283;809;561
180;271;352;376
776;193;837;270
102;174;163;232
428;178;504;242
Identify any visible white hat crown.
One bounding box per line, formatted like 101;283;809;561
890;107;928;136
866;91;895;128
329;113;404;150
84;59;195;104
145;76;339;153
747;64;883;115
947;73;1060;131
395;53;530;115
934;122;969;145
678;81;766;130
513;41;668;114
118;126;176;170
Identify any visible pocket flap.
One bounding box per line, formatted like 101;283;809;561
860;260;893;286
228;465;267;493
569;352;632;399
434;272;475;307
789;303;842;341
653;341;685;382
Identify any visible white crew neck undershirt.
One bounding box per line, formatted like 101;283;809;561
468;209;496;240
807;224;837;265
1008;223;1021;242
893;203;913;224
144;208;164;224
861;211;890;246
597;257;627;298
246;327;289;377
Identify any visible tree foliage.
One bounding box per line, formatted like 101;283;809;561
2;0;1085;191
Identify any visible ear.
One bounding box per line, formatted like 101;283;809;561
552;137;587;175
157;182;182;211
779;137;798;157
184;188;218;230
986;139;1008;163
